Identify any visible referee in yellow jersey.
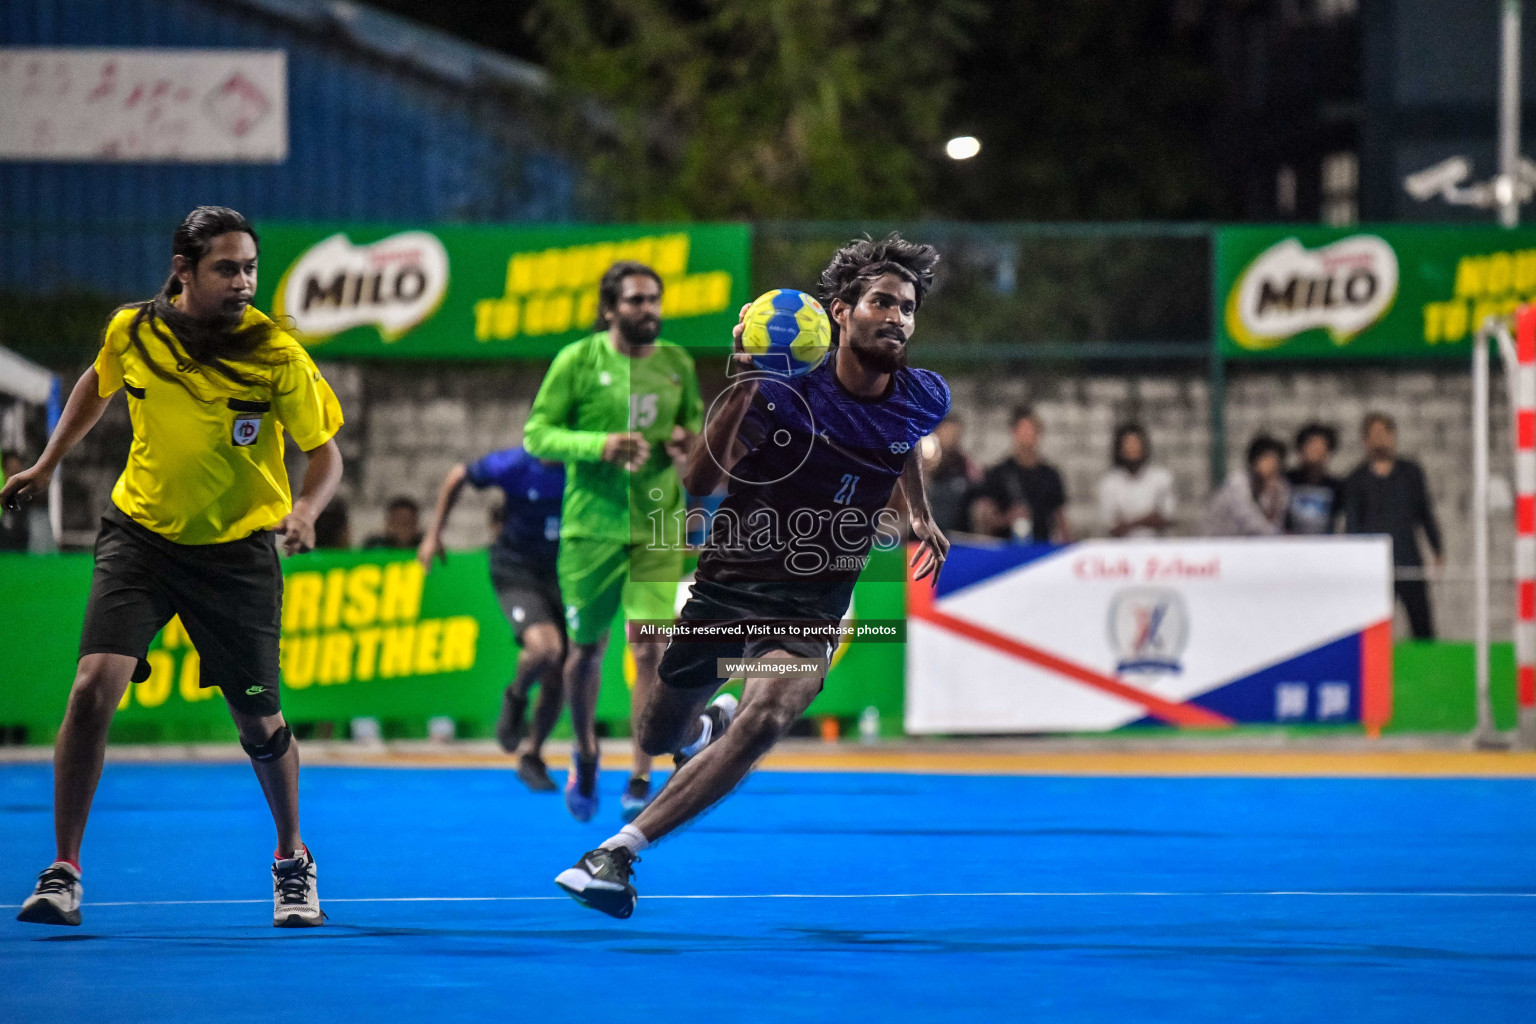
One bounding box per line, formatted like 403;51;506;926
3;207;344;929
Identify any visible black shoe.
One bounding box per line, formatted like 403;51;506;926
516;753;557;792
554;846;639;919
495;689;528;753
619;775;653;822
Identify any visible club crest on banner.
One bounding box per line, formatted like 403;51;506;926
1107;586;1189;675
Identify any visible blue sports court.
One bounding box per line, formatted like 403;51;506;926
3;758;1533;1023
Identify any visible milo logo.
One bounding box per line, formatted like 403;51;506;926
275;232;449;342
1226;235;1398;351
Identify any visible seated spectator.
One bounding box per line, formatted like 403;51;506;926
1098;424;1176;538
1202;435;1289;537
970;406;1070;543
1286;423;1343;535
312;496;352;550
923;414;981;535
364;495;424;550
0;451;30;551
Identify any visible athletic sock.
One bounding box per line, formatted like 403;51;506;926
676;713;712;758
599;824;650;855
56;858;80;875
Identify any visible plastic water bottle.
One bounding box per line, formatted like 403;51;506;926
350;716;383;747
427;716;456;744
858;706;881;744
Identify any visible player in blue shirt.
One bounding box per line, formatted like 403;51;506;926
556;235;951;917
419;446;566;791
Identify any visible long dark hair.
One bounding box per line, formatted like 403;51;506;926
118;206;285;394
818;234;940;344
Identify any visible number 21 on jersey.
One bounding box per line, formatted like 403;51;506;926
833;473;859;505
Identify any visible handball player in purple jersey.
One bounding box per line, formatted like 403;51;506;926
556;235;951;918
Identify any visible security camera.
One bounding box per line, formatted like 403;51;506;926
1404;156;1473;201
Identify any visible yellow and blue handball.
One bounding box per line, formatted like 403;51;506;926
741;288;831;378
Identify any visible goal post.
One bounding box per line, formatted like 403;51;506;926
1473;306;1536;749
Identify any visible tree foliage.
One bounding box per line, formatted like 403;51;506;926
525;0;981;219
373;0;1239;220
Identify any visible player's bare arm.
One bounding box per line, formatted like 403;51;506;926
0;367;112;511
902;448;949;583
418;462;469;571
664;424;696;462
682;305;757;494
276;438;343;556
683;381;755;494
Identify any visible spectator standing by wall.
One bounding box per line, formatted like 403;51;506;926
1098;424;1176;538
1203;435;1289;537
970;406;1070;543
923;414;980;535
1342;412;1442;639
1286;423;1343;535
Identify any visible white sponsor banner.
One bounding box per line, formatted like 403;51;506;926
1227;235;1399;350
906;537;1393;734
274;232;451;342
0;48;287;162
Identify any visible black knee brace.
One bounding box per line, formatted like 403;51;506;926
241;725;292;762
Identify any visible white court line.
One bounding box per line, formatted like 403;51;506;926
6;891;1536;909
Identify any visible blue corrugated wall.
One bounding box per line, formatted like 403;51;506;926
0;0;583;296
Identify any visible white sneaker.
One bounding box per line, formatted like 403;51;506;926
272;847;323;928
17;861;82;926
673;692;739;768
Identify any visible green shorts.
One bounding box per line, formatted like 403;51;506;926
558;537;683;645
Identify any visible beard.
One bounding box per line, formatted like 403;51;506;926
847;329;907;374
617;315;661;347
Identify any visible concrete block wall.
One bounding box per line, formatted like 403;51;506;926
55;360;1514;641
321;363;547;551
954;365;1511;641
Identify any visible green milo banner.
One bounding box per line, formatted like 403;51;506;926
0;547;905;745
1216;225;1536;359
251;223;752;359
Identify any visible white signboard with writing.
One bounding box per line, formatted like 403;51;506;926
0;48;287;162
906;537;1394;734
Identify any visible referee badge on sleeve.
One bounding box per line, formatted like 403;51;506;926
232;414;262;446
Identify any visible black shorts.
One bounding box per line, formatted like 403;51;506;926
490;554;564;646
657;577;853;692
79;506;283;716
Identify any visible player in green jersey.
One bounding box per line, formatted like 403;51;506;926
523;261;703;823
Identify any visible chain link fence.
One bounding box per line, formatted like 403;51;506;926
752;222;1213;363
